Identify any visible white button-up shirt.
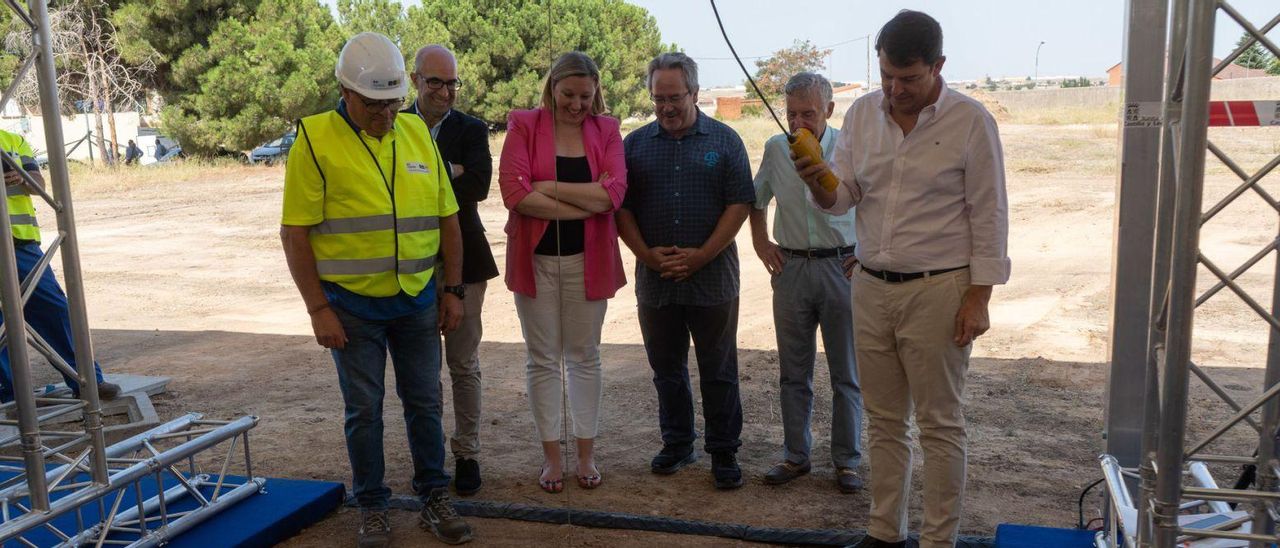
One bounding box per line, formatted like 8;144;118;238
818;82;1011;285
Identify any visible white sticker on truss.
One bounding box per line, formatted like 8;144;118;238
1124;102;1162;127
1264;102;1280;126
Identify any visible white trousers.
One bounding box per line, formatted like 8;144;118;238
514;254;608;442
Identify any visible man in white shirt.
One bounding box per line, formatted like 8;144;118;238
750;72;863;494
794;10;1010;548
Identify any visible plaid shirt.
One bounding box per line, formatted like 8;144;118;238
622;112;755;307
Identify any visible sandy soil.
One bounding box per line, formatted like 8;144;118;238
25;122;1277;546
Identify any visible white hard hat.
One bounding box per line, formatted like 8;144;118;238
335;32;408;100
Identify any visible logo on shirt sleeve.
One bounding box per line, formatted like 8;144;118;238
405;162;431;174
704;150;720;167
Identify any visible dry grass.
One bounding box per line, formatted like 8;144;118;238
66;158;261;196
1005;104;1122;125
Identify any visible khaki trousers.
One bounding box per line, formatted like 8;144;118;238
443;281;486;460
853;267;971;548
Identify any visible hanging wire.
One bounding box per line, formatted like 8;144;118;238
545;0;576;534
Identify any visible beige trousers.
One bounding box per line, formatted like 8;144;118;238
514;254;607;442
853;267;971;548
443;281;486;460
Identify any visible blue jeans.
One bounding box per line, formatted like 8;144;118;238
772;255;863;468
0;243;105;402
637;298;743;454
331;303;448;510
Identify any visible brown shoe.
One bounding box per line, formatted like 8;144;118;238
97;381;121;400
763;460;811;485
836;467;864;493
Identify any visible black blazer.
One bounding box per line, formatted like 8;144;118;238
405;104;499;284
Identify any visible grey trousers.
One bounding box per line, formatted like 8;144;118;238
443;280;486;460
771;254;863;469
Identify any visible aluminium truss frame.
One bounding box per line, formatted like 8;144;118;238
0;2;262;545
1107;0;1280;546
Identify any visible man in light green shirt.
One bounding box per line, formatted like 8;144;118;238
748;72;862;494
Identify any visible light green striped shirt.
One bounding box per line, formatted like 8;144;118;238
753;127;856;250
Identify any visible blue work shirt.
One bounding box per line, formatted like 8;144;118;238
622;111;755;307
320;99;435;321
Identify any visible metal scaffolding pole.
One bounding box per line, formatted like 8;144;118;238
1135;0;1188;542
0;173;48;513
1106;0;1168;474
1151;0;1215;544
28;0;109;485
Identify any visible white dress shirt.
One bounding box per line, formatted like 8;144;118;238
818;82;1011;285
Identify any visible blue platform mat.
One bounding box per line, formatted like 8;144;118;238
995;524;1096;548
0;472;342;547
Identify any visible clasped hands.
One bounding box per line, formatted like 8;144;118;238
644;246;708;282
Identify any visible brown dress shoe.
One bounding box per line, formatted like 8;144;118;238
762;460;811;485
836;467;864;493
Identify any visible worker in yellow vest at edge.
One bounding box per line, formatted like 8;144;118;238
279;32;471;548
0;128;120;403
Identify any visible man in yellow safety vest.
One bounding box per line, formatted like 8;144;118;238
280;32;471;547
0;128;120;403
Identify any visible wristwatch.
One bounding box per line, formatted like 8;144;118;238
443;284;466;300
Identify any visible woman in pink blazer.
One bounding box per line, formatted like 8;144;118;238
498;51;627;493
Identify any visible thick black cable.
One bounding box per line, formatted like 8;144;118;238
708;0;789;137
350;495;996;547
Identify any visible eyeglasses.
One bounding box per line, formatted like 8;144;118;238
419;76;463;91
651;92;690;106
354;95;404;112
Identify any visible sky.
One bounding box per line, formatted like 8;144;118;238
630;0;1280;87
321;0;1279;87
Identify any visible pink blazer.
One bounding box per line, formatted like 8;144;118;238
498;108;628;300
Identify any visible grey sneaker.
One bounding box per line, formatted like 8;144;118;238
357;510;391;548
420;487;473;544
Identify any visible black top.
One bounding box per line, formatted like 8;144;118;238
401;103;499;284
535;156;591;256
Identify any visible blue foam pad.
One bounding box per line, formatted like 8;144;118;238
168;476;344;548
995;524;1096;548
0;471;342;547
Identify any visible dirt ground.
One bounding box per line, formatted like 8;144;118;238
29;120;1277;546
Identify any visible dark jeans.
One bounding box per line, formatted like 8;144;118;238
637;298;743;454
331;303;448;510
0;243;105;402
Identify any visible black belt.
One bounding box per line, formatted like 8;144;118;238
781;245;855;259
861;265;968;283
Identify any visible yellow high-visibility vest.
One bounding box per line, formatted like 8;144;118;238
0;130;40;242
283;111;456;298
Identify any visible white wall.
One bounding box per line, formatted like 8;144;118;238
0;111;146;161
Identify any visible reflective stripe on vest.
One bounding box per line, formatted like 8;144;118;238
311;214;439;235
9;213;37;227
290;111;446;298
314;255;437;276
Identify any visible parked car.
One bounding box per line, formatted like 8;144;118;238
248;133;295;165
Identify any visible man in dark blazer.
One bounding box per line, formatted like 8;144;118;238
406;44;498;497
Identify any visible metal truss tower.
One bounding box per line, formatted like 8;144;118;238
1105;0;1280;545
0;2;261;545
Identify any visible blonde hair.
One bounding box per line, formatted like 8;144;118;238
540;51;607;115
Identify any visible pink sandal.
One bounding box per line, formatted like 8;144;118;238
539;464;563;494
